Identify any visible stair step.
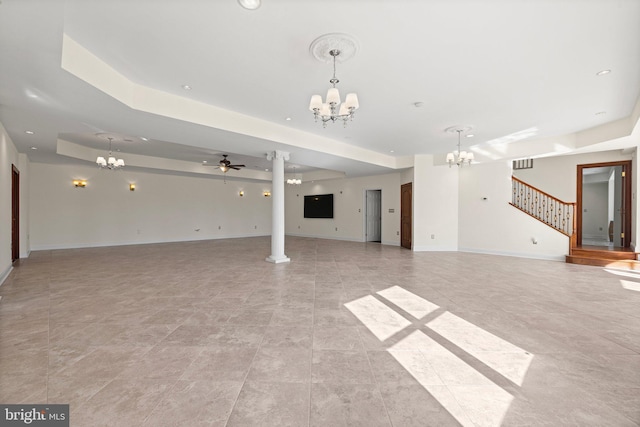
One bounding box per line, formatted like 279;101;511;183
565;255;640;269
570;249;638;260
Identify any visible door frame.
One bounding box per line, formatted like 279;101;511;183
11;164;19;262
364;189;382;242
576;160;632;247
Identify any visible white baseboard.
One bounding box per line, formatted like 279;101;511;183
30;233;271;251
0;265;13;287
412;245;458;252
458;247;565;262
285;233;363;243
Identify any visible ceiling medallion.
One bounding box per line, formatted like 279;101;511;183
309;33;359;63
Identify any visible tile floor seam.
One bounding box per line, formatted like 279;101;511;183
359;328;394;427
223;318;269;427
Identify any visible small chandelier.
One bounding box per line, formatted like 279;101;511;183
96;137;125;170
446;126;474;167
287;167;302;185
309;49;359;127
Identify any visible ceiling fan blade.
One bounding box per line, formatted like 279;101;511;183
229;166;241;170
229;164;245;168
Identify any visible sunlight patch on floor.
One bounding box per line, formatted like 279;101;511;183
346;286;533;427
376;285;440;319
343;295;412;341
426;311;534;386
620;279;640;292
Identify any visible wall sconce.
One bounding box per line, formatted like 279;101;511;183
129;183;136;191
73;180;87;188
263;191;271;197
239;191;244;197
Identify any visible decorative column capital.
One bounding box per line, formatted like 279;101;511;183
267;150;290;161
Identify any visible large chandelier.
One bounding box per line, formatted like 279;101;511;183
445;126;474;167
309;49;359;127
96;137;125;170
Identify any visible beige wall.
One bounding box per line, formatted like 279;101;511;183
284;172;402;246
29;162;273;250
0;122;30;283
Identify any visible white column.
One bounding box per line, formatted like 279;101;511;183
266;150;291;264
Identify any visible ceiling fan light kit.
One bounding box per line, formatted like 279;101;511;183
203;154;245;173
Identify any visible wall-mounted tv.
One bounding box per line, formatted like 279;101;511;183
304;194;334;218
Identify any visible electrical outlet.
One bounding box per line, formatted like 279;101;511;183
335;227;338;231
430;234;435;239
397;231;399;235
218;226;221;230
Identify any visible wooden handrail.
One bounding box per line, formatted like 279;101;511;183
510;176;575;238
511;176;573;205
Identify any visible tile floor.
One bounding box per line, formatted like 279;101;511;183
1;236;639;426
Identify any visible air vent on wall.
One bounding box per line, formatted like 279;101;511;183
512;159;534;170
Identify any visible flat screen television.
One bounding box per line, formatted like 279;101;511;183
304;194;334;218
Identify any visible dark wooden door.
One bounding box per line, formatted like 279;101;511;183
401;182;412;249
11;165;19;262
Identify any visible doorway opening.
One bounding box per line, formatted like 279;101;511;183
365;189;382;243
577;161;631;248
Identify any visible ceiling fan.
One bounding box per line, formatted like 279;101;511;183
203;154;245;173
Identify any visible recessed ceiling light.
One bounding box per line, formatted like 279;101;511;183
466;134;475;138
30;146;37;150
596;111;607;115
596;69;611;76
285;117;292;121
181;84;192;90
140;137;148;141
203;160;208;164
265;168;269;172
389;150;395;153
238;0;261;10
25;130;34;135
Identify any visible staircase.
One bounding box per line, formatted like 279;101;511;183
510;176;639;269
565;246;640;269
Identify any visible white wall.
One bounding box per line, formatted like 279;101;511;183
29;162;272;250
413;155;459;251
458;161;569;260
0;122;30;284
284;173;401;246
18;153;30;258
458;150;640;260
582;181;608;240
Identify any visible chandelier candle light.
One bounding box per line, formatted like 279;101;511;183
445;126;474;167
96;137;125;170
309;49;359;127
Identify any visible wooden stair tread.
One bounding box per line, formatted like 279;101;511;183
569;249;638;260
566;246;639;268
